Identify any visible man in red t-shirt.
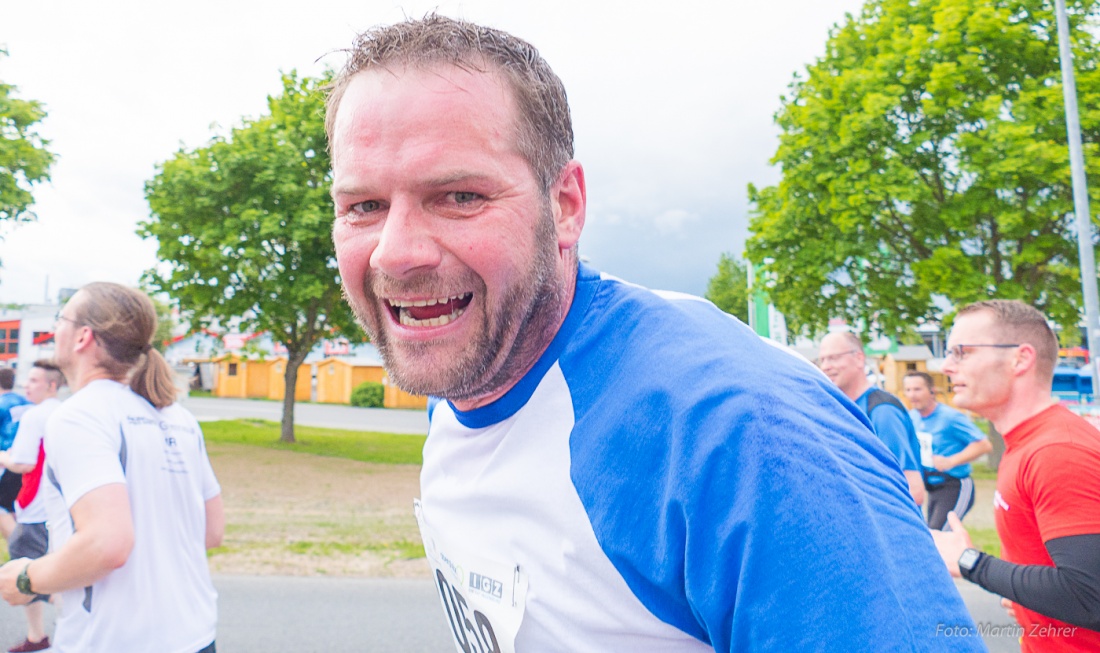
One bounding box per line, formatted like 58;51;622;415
933;300;1100;652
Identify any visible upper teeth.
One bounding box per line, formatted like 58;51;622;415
389;294;468;308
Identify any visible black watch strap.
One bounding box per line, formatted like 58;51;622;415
958;548;983;580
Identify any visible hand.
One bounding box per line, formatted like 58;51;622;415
931;454;954;472
0;558;34;606
1000;598;1019;625
930;512;973;578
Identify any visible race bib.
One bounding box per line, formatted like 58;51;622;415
917;430;934;468
415;500;529;653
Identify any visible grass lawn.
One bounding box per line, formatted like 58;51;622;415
201;420;428;576
202;419;426;465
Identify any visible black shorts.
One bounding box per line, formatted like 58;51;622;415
0;470;23;513
925;475;976;531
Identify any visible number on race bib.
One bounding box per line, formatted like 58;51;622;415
436;569;502;653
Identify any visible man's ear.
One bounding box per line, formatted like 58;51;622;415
1013;343;1039;377
550;161;586;251
73;325;97;354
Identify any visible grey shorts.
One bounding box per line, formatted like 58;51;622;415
9;522;48;560
9;522;49;602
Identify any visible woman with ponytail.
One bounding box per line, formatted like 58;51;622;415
0;282;223;653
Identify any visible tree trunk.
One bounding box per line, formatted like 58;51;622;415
985;419;1005;471
280;349;310;443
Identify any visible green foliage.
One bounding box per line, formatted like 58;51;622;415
141;71;363;442
0;48;55;224
350;381;385;408
150;295;175;353
747;0;1100;336
705;253;750;322
970;527;1003;559
201;419;425;465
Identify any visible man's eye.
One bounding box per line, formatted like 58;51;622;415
352;200;382;213
452;192;480;204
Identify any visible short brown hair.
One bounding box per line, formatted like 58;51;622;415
71;283;177;409
31;359;65;390
904;371;935;392
957;300;1058;382
325;13;574;194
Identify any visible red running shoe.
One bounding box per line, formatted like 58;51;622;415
7;637;49;652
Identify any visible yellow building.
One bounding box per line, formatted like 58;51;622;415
212;353;248;398
881;345;934;397
881;348;961;409
268;358;312;402
212;354;310;401
315;357;426;409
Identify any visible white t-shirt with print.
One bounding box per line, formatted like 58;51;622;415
44;380;220;653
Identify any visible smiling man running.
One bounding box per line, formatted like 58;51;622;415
328;14;980;652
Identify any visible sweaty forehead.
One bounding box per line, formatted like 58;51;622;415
331;64;517;151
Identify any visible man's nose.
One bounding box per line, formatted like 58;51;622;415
369;200;443;278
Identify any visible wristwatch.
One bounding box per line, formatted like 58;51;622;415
16;563;35;596
957;548;983;579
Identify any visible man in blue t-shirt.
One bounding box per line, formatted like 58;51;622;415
818;331;925;506
0;367;31;540
903;371;992;530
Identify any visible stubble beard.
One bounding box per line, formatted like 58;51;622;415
350;215;565;403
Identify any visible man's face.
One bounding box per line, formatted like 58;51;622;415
53;291;86;377
817;334;865;395
24;368;54;405
941;311;1014;415
903;376;936;413
330;65;571;408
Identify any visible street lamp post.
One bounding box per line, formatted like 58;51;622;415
1054;0;1100;396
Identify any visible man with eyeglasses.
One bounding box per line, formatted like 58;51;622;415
817;331;925;506
933;300;1100;650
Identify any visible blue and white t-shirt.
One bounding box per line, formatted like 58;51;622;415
418;265;981;652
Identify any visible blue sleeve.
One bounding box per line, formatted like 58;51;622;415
563;277;981;652
953;412;986;444
870;405;921;471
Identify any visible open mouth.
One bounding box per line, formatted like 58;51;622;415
387;293;473;327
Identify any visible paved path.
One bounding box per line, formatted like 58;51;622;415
0;576;1019;652
183;396;428;435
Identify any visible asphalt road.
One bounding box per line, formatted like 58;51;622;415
0;576;1019;652
0;575;454;653
183;396;428;435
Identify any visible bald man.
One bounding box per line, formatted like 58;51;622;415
817;331;925;505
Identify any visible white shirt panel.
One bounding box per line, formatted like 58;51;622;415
9;397;60;523
420;364;711;652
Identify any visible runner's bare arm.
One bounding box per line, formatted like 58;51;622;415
18;483;134;595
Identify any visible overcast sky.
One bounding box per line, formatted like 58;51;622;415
1;0;865;307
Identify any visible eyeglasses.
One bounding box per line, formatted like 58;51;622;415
944;344;1021;362
817;350;860;366
54;312;80;328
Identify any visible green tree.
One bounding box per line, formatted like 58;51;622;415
0;49;55;225
141;71;361;443
151;295;176;354
705;253;750;323
746;0;1100;336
